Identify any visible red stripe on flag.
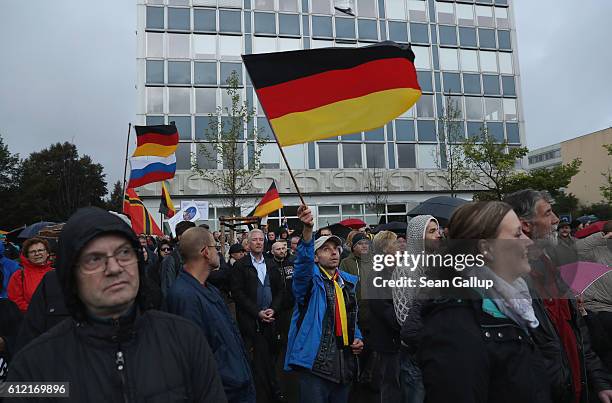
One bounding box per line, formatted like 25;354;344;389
128;171;175;189
137;133;179;147
257;186;280;207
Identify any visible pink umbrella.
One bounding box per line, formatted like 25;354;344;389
338;218;367;229
559;261;612;295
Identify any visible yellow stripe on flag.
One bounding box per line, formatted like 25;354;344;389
133;143;178;158
269;88;421;147
253;198;283;218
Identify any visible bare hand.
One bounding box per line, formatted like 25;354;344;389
350;338;364;355
297;205;314;228
598;390;612;403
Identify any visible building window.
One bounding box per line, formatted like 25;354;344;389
475;6;494;27
395;119;415;141
439;48;459;71
257;117;273;140
498;30;511;50
219;10;242;33
176;143;192;170
195;116;213;140
219;35;243;56
312;16;333;37
410;23;429;44
467;121;484;138
280;0;299;12
418;144;438;169
168;8;190;31
342;143;363;168
168;33;190;59
146;6;165;30
357;0;377;17
253;0;275;11
503;98;517;121
194;62;217;85
502;75;516;96
171;116;192;140
386;0;406;20
460;49;478;71
478;28;496;49
498;52;513;74
358;19;378;40
506;123;520;143
496;7;509;29
312;0;332;14
193;35;216;58
417;70;433;92
220;62;242;85
146;60;165;84
486;122;504;142
336;17;356;39
147;115;165;126
412;46;431;69
194;8;216;31
484;97;502;121
438;25;457;46
318;143;339;168
279;13;300;36
407;0;427;22
366;143;385;168
465;97;483;120
388;21;408;42
261;144;280;169
417;120;437;141
456;3;475;26
195;88;216;113
463;73;481;94
196;143;218;169
442;72;461;94
146;32;164;58
436;2;455;25
168;61;191;84
459;27;477;47
255;12;276;34
482;74;500;95
397;144;416;168
416;94;435;118
147;87;164;114
479;50;498;72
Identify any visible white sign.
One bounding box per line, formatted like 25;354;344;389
167;202;202;236
180;200;209;221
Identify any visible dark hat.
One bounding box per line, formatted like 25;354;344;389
229;243;245;254
351;233;369;250
558;218;571;229
176;221;196;237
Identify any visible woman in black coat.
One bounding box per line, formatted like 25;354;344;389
0;270;23;380
418;201;553;403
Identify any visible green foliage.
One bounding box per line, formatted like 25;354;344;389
0;135;22;229
552;192;580;217
104;180;124;213
600;144;612;204
505;159;582;198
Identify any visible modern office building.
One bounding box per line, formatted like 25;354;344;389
136;0;525;230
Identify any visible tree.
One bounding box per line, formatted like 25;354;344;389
600;144;612;204
364;166;390;221
104;180;124;213
0;134;22;229
435;96;470;196
461;128;528;200
505;158;582;198
192;71;266;214
16;142;108;223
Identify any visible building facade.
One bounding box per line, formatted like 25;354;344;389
527;143;562;171
135;0;525;231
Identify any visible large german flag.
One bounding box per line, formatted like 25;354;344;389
249;181;283;218
123;188;163;236
242;41;421;147
133;124;179;157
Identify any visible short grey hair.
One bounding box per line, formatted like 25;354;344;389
503;189;553;221
247;229;264;242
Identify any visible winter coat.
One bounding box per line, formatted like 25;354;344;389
576;232;612;267
419;294;553;403
284;238;363;372
0;298;22;380
160;248;183;300
366;267;401;353
167;271;254;401
7;255;53;312
231;254;284;340
0;241;19;299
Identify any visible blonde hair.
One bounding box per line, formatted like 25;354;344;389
372;231;398;254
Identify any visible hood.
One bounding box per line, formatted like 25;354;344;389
405;215;438;254
0;241;5;257
57;207;145;321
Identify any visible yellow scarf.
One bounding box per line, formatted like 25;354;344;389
321;267;349;346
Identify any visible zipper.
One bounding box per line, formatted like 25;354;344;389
113;319;131;403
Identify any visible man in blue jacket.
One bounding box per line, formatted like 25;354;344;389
167;227;255;403
285;205;364;403
0;239;19;299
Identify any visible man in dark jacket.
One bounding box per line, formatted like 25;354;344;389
167;227;255;403
7;207;227;403
505;189;612;403
160;220;196;299
231;229;285;403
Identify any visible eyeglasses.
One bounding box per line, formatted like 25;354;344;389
78;245;137;274
28;249;48;255
160;247;172;252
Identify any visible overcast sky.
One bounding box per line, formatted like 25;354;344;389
1;0;611;188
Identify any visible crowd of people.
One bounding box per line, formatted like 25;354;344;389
0;188;611;403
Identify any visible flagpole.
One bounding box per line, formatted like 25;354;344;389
121;122;133;197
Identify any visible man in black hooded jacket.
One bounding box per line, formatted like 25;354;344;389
7;207;226;402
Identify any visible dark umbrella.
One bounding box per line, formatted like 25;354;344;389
407;196;469;226
576;215;599;224
18;222;56;239
5;225;26;243
373;221;408;234
316;223;352;240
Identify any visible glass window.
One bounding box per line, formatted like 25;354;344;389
193;35;216;58
496;7;509;29
169;88;191;113
253;0;274;10
195;87;216;113
417;70;433;92
478;28;496;48
487;122;504;142
395;119;415;141
456;4;475;26
467;121;484;138
278;37;301;50
358;0;377;17
255;12;276;34
443;72;461;94
222;88;243;110
336;17;356;38
366;143;385;168
279;0;299;12
506;122;520;143
146;116;165;126
220;62;242;85
147;87;164;114
407;0;427;22
436;2;455;25
283;144;306;169
342;143;362;168
219;10;241;33
261;144;280;169
194;8;216;31
318;143;339;168
253;36;277;53
219;35;242;56
445;120;465;143
412;46;430;69
195;116;214;140
312;16;333;37
146;60;164;84
460;49;478;71
168;61;191;84
257;117;273;140
196;143;217;169
498;30;511;50
222;142;244;169
279;13;300;35
503;98;517;121
410;23;429;43
463;73;481;94
358;19;378;40
169;0;189;6
168;33;190;58
168;8;190;30
502;76;516;96
443;95;463;119
438;25;457;46
146;33;164;58
465;97;483;120
397;144;416;168
482;74;500;95
417;120;437;141
498;52;513;74
475;6;494;27
221;116;244;139
417;94;435;118
479;50;497;72
312;0;332;14
170;116;192;140
484;97;502;120
386;0;406;19
459;27;477;47
146;6;164;30
439;48;459;71
364;127;385;141
418;144;437;168
388;21;408;42
194;62;217;85
176;143;192;170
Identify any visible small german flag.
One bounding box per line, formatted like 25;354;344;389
159;181;176;218
242;41;421;147
123;188;163;236
249;181;283;218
